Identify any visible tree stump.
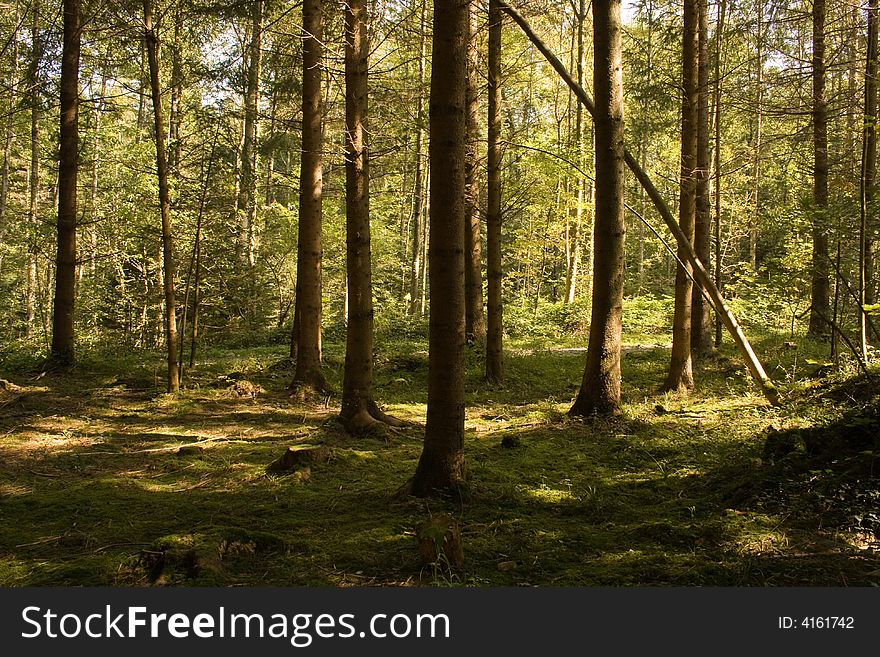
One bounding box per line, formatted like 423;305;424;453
416;513;464;569
268;446;331;473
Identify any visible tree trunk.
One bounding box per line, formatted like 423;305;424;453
27;5;41;337
464;0;486;343
861;0;877;358
565;0;587;305
168;5;183;174
291;0;327;394
50;0;80;367
409;0;428;315
713;0;727;348
408;0;469;496
143;0;180;393
569;0;625;417
340;0;402;432
239;0;262;270
664;0;698;392
486;0;504;385
0;0;20;280
751;0;763;270
692;0;712;355
809;0;831;338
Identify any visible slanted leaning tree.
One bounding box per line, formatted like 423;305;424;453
407;0;469;495
569;0;625;417
340;0;403;432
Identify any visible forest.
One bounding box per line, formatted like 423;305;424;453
0;0;878;587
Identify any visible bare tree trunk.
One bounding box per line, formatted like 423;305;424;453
239;0;262;270
49;0;80;367
665;0;698;392
692;0;713;355
486;0;504;385
750;0;763;270
0;0;20;279
143;0;180;393
291;0;327;394
713;0;726;348
27;5;41;337
464;0;486;343
340;0;402;431
862;0;878;357
168;5;183;174
409;0;428;315
565;0;587;305
408;0;469;496
569;0;625;417
809;0;831;338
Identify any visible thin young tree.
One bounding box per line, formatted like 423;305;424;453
486;0;504;385
407;0;469;496
809;0;831;338
27;3;41;337
692;0;712;355
464;0;486;344
664;0;698;392
861;0;878;358
143;0;180;393
291;0;327;395
569;0;625;416
340;0;403;432
49;0;80;367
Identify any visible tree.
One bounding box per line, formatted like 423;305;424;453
569;0;626;417
27;2;41;337
860;0;877;358
464;0;486;344
692;0;713;355
340;0;403;432
809;0;831;338
664;0;698;392
49;0;81;367
143;0;180;393
408;0;469;496
291;0;327;395
486;0;504;385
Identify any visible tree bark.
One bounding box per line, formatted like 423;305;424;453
340;0;402;432
409;0;469;496
692;0;713;355
809;0;831;338
27;5;41;337
713;0;727;348
0;0;20;280
50;0;80;367
143;0;180;393
494;0;781;405
664;0;698;392
464;0;486;343
565;0;587;305
239;0;262;270
408;0;428;316
291;0;327;394
751;0;763;270
861;0;878;357
486;0;504;385
569;0;625;417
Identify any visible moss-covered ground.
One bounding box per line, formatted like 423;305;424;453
0;332;877;586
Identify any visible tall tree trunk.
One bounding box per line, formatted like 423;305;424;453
664;0;698;392
27;5;41;337
50;0;80;367
168;5;183;174
692;0;712;354
713;0;727;348
239;0;262;270
291;0;327;394
143;0;180;393
0;0;20;279
340;0;402;432
464;0;486;343
569;0;625;417
861;0;878;357
408;0;469;496
565;0;587;305
486;0;504;385
809;0;831;338
751;0;763;270
408;0;428;315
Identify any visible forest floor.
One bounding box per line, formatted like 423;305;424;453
0;332;878;586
